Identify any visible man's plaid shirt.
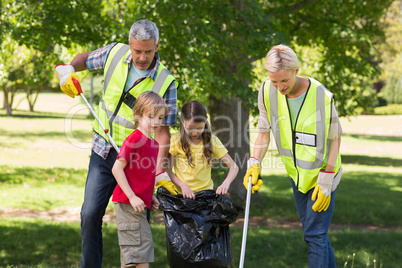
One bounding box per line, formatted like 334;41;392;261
86;42;177;159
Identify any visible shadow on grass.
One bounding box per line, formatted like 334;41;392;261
0;219;120;268
253;171;402;227
343;133;402;143
0;110;89;120
0;219;169;268
332;229;402;268
0;165;87;186
1;219;401;268
342;154;402;167
0;129;92;145
332;171;402;227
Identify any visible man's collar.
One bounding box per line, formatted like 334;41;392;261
124;52;160;81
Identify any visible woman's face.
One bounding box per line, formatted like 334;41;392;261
268;69;298;96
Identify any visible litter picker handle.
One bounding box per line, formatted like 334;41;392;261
72;78;120;153
239;176;252;268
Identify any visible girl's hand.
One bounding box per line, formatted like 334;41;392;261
180;184;195;200
216;181;231;195
151;196;160;212
129;195;146;213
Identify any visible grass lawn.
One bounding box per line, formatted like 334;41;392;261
1;218;401;268
0;92;402;267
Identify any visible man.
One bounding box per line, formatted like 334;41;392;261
55;20;178;268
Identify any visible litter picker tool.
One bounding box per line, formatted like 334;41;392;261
71;78;153;221
72;78;120;153
239;176;252;268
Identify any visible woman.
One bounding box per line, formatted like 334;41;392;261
244;44;342;267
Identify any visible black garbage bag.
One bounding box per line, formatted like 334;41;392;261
157;187;243;268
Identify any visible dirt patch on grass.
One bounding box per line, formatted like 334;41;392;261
1;207;400;232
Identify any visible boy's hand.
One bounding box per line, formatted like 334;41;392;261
129;195;146;213
151;196;160;212
180;184;195;200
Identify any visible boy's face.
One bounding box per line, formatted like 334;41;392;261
138;109;165;134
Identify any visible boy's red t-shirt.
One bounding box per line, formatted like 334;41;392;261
112;129;159;208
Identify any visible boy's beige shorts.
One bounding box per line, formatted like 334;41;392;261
114;202;154;267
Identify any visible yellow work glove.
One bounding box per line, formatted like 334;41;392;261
54;64;80;98
155;172;178;195
243;157;263;194
311;170;334;212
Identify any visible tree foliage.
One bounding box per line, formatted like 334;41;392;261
377;1;402;104
3;0;396;113
3;0;397;199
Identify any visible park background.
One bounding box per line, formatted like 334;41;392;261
1;0;401;267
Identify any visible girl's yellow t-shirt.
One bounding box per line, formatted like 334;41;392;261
169;132;228;193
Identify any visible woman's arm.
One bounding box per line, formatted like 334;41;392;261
253;132;270;161
325;137;341;172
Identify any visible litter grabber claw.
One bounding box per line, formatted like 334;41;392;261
72;78;120;153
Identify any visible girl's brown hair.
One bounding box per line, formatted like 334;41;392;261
133;91;168;128
179;101;213;167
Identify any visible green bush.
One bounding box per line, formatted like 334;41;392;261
374;104;402;115
382;71;402;104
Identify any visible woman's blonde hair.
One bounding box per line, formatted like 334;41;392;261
133;91;168;127
265;44;299;73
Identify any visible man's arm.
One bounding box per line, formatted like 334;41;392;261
54;52;92;98
154;125;170;174
70;52;92;72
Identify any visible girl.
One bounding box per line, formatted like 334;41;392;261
166;100;238;198
112;91;168;268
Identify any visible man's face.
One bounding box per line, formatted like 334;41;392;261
129;37;159;70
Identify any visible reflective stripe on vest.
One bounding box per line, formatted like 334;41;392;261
94;43;177;146
264;77;342;193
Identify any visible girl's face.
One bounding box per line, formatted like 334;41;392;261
137;109;165;135
182;119;206;140
268;68;298;96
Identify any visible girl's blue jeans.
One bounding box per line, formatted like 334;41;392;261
291;178;336;268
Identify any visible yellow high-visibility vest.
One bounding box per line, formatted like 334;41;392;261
263;77;342;193
93;43;178;146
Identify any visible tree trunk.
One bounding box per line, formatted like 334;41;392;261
209;94;256;204
3;88;12;116
26;88;40;112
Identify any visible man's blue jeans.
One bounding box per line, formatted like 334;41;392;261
80;149;118;268
291;179;336;268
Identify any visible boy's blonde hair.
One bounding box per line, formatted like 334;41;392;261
265;44;299;73
133;91;168;128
